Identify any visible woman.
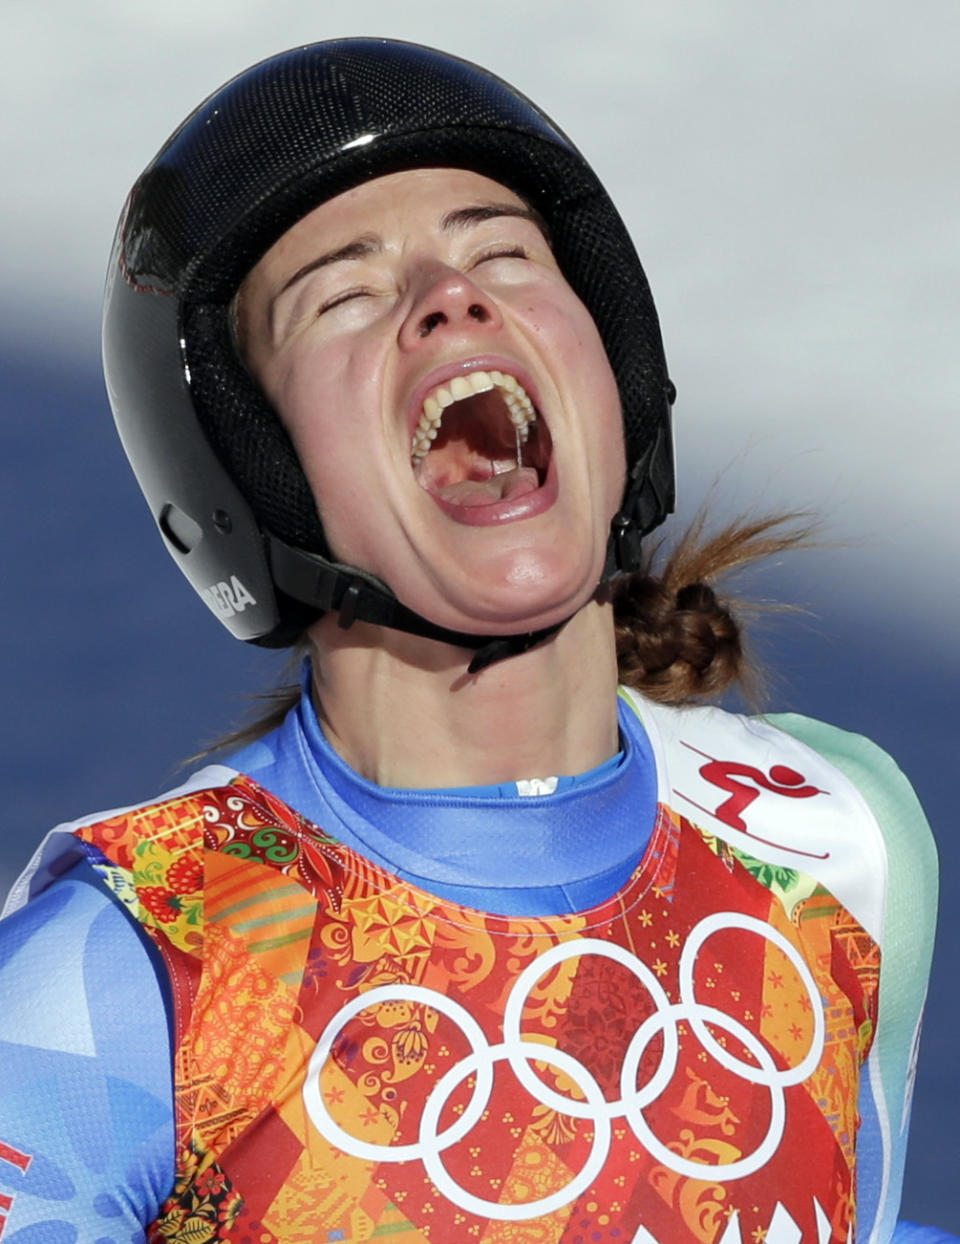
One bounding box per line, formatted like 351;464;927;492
0;38;950;1244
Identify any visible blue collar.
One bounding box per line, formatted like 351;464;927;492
228;672;658;914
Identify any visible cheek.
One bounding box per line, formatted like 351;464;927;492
548;305;623;437
265;345;362;474
528;288;617;390
576;338;627;511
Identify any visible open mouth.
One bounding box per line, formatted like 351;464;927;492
411;369;552;511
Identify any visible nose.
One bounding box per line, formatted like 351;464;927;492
399;265;502;349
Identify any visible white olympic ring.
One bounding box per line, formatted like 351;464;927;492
421;1041;610;1220
303;984;493;1163
302;912;825;1217
621;999;786;1179
502;938;678;1118
678;912;825;1088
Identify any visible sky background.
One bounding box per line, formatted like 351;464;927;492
1;0;957;1229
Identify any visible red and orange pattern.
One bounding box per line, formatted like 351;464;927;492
76;775;878;1244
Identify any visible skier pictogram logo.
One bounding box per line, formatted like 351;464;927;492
677;742;828;859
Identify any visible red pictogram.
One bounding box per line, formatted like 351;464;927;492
677;742;828;859
0;1141;32;1241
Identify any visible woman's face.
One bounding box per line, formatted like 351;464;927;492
238;167;626;637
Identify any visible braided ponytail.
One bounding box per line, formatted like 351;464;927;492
613;512;816;705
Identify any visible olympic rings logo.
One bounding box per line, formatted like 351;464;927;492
302;913;825;1222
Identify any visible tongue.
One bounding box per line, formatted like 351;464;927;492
432;466;540;508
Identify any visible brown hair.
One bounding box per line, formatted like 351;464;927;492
202;510;813;758
612;511;815;706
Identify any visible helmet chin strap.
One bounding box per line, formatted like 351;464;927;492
267;536;564;674
603;425;675;581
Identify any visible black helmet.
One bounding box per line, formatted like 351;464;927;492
103;37;675;669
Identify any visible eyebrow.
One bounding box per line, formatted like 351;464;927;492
279;234;382;295
277;202;550;298
439;202;550;238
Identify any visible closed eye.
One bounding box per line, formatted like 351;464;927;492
471;245;529;267
317;287;374;315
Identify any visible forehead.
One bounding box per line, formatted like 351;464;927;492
249;167;528;282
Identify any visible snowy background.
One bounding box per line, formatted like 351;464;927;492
1;0;957;1227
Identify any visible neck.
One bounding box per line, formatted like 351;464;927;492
307;600;620;789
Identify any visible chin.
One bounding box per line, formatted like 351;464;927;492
418;549;606;636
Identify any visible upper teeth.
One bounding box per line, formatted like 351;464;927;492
411;369;537;465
